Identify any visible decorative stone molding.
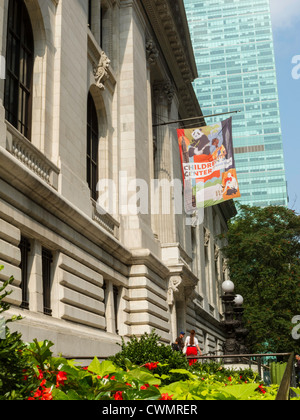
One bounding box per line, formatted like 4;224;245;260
88;35;116;95
214;245;220;261
93;50;111;90
153;80;175;105
178;86;198;118
204;228;210;247
92;200;120;239
142;0;195;83
167;260;199;306
167;276;182;305
146;38;159;66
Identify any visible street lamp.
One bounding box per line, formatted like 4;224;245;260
233;294;249;355
221;280;240;361
234;294;244;306
222;280;235;294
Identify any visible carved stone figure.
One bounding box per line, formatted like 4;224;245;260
167;276;182;305
93;51;111;90
146;39;159;66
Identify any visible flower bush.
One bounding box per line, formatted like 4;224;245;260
108;330;189;383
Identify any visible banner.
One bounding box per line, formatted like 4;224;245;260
177;117;240;211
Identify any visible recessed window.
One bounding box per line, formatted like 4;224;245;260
4;0;34;139
87;93;99;200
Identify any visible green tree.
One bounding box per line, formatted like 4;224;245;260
220;204;300;354
0;266;36;399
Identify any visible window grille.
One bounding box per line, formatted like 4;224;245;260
42;248;53;316
19;236;31;309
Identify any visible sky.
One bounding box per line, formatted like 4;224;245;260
269;0;300;214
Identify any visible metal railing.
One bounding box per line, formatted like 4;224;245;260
275;352;295;401
187;352;296;401
187;353;291;376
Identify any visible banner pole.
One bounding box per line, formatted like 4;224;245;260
152;110;241;128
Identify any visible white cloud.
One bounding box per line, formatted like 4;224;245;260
269;0;300;29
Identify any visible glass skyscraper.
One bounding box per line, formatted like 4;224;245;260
184;0;288;207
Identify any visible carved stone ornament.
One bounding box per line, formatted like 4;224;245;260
154;80;175;105
146;39;159;66
204;228;210;247
214;245;220;261
167;276;182;305
93;51;111;90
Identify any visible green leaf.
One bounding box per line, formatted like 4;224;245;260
218;383;259;400
126;368;161;386
169;369;198;380
88;358;118;377
52;388;79;401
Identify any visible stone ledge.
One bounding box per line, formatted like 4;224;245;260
6;122;60;190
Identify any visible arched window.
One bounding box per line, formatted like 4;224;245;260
4;0;34;140
87;92;99;200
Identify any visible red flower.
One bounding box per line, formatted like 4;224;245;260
30;385;53;401
37;368;44;380
33;389;42;399
56;371;67;388
160;393;173;400
140;384;150;390
41;388;53;401
258;385;266;394
103;374;116;381
22;369;29;381
144;362;159;370
114;391;123;400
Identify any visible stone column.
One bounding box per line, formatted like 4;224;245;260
152;80;175;244
0;0;8;149
28;241;43;313
167;276;182;340
105;280;116;334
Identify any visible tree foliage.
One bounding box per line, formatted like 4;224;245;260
220;204;300;354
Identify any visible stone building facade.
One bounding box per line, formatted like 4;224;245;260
0;0;236;359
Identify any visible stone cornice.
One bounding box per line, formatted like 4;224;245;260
139;0;202;120
140;0;197;86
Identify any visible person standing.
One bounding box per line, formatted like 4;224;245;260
175;331;185;352
185;330;202;366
